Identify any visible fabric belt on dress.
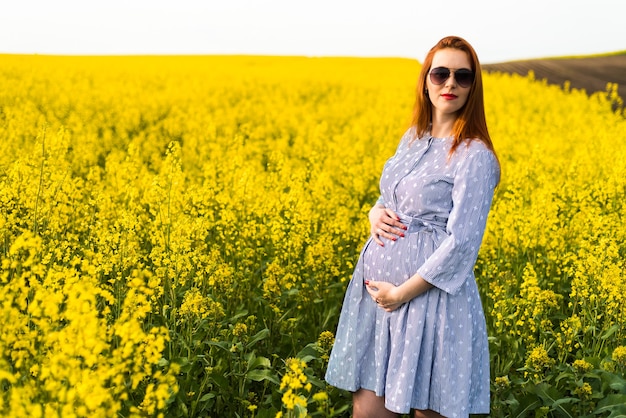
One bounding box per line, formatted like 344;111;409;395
397;212;447;234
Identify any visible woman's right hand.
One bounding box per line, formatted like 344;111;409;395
369;204;407;246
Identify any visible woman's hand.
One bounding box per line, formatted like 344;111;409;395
364;280;405;312
369;204;407;246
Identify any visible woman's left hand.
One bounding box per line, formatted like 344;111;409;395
364;280;405;312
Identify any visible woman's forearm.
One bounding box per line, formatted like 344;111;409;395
397;273;434;303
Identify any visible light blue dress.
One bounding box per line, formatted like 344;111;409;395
325;128;499;417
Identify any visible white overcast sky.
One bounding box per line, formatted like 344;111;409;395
1;0;624;64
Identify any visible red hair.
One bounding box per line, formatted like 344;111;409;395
411;36;497;160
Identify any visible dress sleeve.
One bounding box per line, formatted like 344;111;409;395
416;147;500;295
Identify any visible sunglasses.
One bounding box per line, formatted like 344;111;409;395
429;67;475;88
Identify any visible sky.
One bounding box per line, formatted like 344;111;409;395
1;0;625;64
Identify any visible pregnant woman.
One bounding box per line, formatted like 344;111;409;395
325;35;500;418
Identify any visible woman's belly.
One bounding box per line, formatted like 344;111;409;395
362;231;438;286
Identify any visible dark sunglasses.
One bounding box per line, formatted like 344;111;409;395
429;67;475;88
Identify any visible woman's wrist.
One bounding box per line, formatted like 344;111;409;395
370;203;384;215
391;285;409;305
397;274;432;302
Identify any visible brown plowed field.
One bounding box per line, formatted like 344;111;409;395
482;54;626;103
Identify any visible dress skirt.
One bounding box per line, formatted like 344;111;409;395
324;216;490;417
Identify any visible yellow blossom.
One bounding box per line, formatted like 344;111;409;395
574;382;593;401
612;346;626;367
1;52;625;417
572;359;593;373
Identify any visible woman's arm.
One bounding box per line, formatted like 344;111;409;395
366;146;500;310
365;276;433;312
416;148;499;295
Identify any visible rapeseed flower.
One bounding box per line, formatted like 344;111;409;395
612;346;626;367
572;359;593;374
1;53;625;416
524;346;555;380
574;382;593;401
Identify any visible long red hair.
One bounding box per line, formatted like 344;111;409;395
411;36;497;159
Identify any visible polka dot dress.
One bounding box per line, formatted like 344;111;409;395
325;128;499;417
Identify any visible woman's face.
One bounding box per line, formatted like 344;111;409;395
426;48;473;118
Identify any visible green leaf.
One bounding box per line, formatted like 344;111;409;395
600;371;626;393
299;354;317;364
256;406;280;418
595;394;626;416
331;403;351;416
601;324;619;340
306;375;326;390
532;383;574;418
229;309;249;322
209;373;229;389
206;340;230;352
246;369;279;384
198;392;216;402
246;328;270;349
247;355;271;371
553;397;577;407
295;342;319;360
511;394;542;418
555;370;575;383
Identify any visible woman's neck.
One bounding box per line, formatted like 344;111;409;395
430;113;457;138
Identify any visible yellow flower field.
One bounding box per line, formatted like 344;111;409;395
0;54;625;417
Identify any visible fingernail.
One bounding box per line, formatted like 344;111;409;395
364;280;370;286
